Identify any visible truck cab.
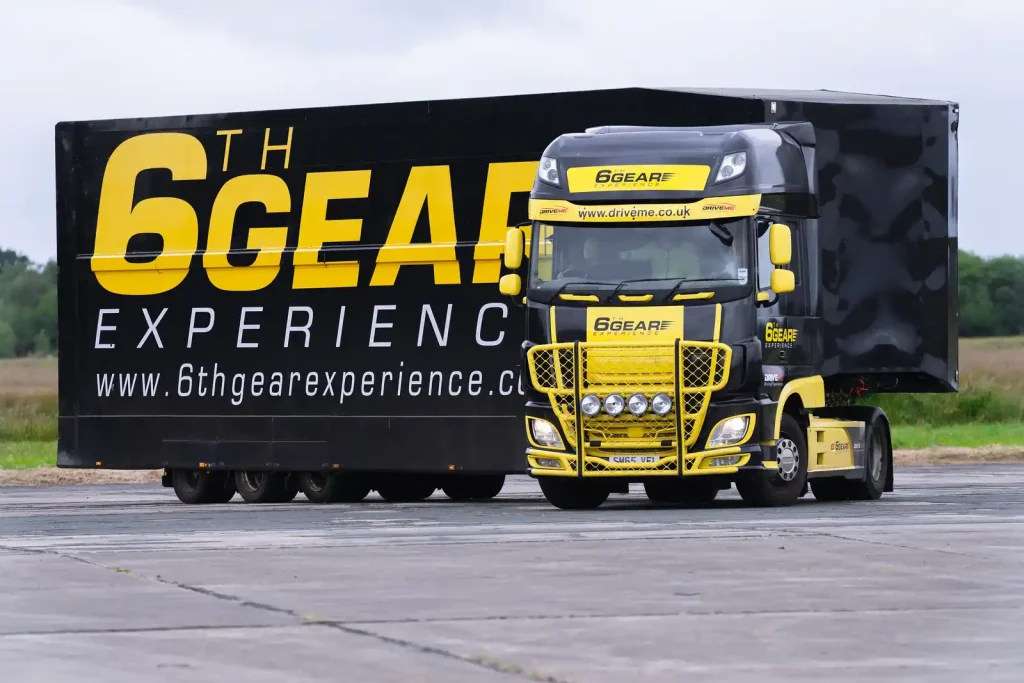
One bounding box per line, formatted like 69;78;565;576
499;122;893;509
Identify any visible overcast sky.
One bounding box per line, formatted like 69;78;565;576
0;0;1019;263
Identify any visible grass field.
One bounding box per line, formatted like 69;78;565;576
2;339;1024;471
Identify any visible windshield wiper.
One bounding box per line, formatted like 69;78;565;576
548;279;617;301
610;277;681;300
666;277;737;300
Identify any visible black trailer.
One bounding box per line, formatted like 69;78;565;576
54;87;957;504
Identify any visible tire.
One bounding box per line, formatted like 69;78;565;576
375;476;437;503
279;474;300;503
298;472;371;504
643;478;719;506
172;469;232;505
442;474;506;501
212;474;237;503
234;470;289;503
847;417;889;501
538;477;609;510
809;477;850;502
737;412;808;507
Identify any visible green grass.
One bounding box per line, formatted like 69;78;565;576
0;441;56;469
892;422;1024;450
869;386;1024;426
0;394;58;441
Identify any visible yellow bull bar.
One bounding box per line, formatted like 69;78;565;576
526;339;732;476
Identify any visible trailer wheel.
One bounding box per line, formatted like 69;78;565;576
737;412;808;507
277;474;299;503
212;474;237;503
298;472;371;503
643;478;718;506
172;469;233;505
442;474;506;501
847;416;889;501
375;476;437;503
538;477;609;510
234;470;289;503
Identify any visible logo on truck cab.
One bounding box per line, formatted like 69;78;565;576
763;322;799;348
566;164;711;193
586;306;683;341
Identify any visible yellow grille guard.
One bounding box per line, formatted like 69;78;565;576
526;339;732;476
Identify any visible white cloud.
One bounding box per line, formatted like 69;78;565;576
1;0;1021;261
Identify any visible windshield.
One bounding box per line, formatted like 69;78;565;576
529;219;750;289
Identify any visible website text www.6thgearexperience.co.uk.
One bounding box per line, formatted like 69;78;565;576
94;363;526;406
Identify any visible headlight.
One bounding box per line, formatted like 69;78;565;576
627;393;648;416
604;393;625;417
651;393;672;416
714;152;747;183
707;415;751;448
580;394;602;417
530;419;564;449
538;156;560;186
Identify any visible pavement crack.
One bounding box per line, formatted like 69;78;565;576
59;558;570;683
0;623;286;639
320;623;572;683
813;531;1016;563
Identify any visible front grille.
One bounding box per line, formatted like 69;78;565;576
527;339;730;474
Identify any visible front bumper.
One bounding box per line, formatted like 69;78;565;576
526;443;769;478
525;397;777;478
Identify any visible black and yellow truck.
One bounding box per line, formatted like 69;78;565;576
498;92;959;509
55;87;957;506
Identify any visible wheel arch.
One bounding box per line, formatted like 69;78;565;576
772;375;825;439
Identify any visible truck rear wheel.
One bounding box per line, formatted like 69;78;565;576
538;477;609;510
234;470;289;503
442;474;506;501
643;478;719;506
375;476;437;503
172;469;234;504
847;416;890;500
298;472;371;503
737;413;808;507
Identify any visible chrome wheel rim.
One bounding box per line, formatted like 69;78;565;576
776;438;799;482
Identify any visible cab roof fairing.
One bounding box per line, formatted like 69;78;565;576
530;122;817;204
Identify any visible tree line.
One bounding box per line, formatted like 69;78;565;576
0;246;1022;358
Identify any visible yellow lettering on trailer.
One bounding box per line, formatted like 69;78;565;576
91;132;207;296
91;131;538;295
370;166;461;287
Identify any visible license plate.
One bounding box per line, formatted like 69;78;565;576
608;455;660;464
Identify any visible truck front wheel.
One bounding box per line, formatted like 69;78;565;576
736;412;808;507
538;477;609;510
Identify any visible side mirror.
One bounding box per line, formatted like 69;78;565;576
499;273;522;297
769;223;791;266
503;227;525;270
770;269;795;295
